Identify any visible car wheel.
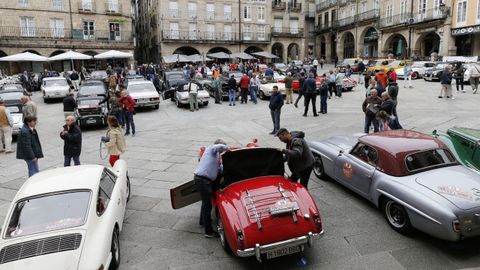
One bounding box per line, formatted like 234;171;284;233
313;153;327;180
411;72;418;80
176;99;181;108
217;217;232;254
154;104;160;110
126;173;131;203
382;199;413;234
109;228;121;270
43;97;48;103
259;91;266;100
203;101;209;106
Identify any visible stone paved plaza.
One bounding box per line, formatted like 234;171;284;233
1;65;480;270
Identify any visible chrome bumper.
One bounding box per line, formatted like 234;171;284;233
236;230;324;262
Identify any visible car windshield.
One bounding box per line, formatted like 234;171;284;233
91;71;107;78
167;73;183;81
412;62;425;68
45;79;68;87
0;92;22;101
2;85;23;91
342;59;356;65
405;149;457;172
128;83;156;93
78;98;101;106
6;105;21;113
178;83;201;92
79;86;105;96
5;191;91;239
390;60;402;67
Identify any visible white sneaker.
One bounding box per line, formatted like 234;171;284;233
451;97;455;100
474;89;478;94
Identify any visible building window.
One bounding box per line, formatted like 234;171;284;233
109;23;121;41
290;19;298;33
223;24;232;40
83;21;95;39
386;5;393;24
81;0;93;10
244;5;251;21
188;2;197;19
169;22;179;39
18;0;29;7
257;25;265;40
20;16;35;37
373;0;379;10
206;3;215;20
224;5;232;20
324;12;329;27
457;0;467;24
50;18;64;38
52;0;63;9
169;1;179;18
477;0;480;21
360;1;367;12
400;0;408;21
257;6;265;22
350;5;355;17
206;24;215;39
418;0;426;19
243;24;252;40
107;0;119;12
189;23;197;39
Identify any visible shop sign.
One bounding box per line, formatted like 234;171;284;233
452;25;480;36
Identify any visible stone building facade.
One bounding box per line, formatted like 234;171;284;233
0;0;134;71
451;0;480;56
314;0;454;62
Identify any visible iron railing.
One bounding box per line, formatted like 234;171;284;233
337;16;355;27
414;8;448;23
288;2;302;12
316;0;337;12
271;27;304;37
0;26;132;42
356;9;380;22
339;0;355;6
161;30;271;42
378;13;413;28
272;1;286;10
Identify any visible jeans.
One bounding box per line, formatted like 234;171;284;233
112;110;124;126
25;159;39;177
391;103;403;130
303;93;317;116
228;90;236;105
64;155;80;166
328;83;336;97
189;92;198;110
294;93;304;107
470;77;480;91
270;109;281;133
125;111;135;134
291;166;313;190
320;94;328;113
364;115;379;133
214;87;221;103
240;88;248;103
0;126;13;151
336;85;343;97
194;175;214;233
455;78;464;91
249;86;258;104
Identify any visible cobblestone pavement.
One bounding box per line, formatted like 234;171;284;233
1;65;480;269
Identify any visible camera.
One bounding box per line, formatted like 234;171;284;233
101;136;110;143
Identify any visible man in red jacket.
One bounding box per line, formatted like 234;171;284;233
119;90;136;136
239;73;250;104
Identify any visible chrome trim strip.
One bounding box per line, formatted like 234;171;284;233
236;230;324;262
376;189;442;225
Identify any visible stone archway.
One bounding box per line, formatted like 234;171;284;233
271;43;284;63
244;46;263;54
341;31;355;59
207;47;232;54
49;50;67;72
361;27;379;58
384;34;408;58
287;43;300;61
173;46;200;55
23;50;41;55
415;32;440;57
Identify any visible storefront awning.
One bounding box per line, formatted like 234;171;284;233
452;25;480;36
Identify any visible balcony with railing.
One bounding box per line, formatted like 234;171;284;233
356;9;380;22
0;26;132;43
78;1;95;13
316;0;337;12
161;30;270;43
379;13;412;29
271;27;304;37
337;16;355;28
339;0;355;6
306;11;315;18
272;1;286;10
415;8;448;23
288;2;302;12
315;21;337;32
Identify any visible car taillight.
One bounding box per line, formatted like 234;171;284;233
453;220;461;233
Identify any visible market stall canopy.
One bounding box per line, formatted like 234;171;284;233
163;54;190;63
251;51;279;59
186;54;212;62
93;50;133;59
48;51;93;61
207;52;231;59
230;52;256;60
0;52;48;62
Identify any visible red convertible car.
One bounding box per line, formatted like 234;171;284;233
171;146;324;262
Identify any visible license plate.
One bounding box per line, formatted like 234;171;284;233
86;119;97;124
139;98;149;102
266;245;301;259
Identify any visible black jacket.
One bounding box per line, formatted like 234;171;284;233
440;70;452;85
284;132;314;174
16;125;43;160
70;72;79;80
319;82;329;96
303;77;317;94
379;99;395;115
63;95;77;112
387;82;399;101
358;61;366;72
228;77;237;90
60;124;82;156
269;92;284;110
298;77;306;94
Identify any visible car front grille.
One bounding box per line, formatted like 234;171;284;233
0;233;82;264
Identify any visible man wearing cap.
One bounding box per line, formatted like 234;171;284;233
277;128;314;189
194;139;229;238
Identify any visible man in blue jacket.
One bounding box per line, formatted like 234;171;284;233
16;116;43;177
269;85;284;135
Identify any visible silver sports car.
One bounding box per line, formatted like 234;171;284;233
308;129;480;241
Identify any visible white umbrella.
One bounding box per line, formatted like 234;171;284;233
0;52;48;62
162;54;190;63
186;54;212;63
207;52;231;59
48;51;92;61
94;50;133;59
251;51;279;59
230;52;256;60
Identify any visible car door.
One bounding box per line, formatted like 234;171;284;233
170;179;201;209
97;169;124;225
334;143;377;197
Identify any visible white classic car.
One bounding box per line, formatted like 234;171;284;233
126;80;160;110
0;161;130;270
258;82;286;100
396;61;436;80
174;81;210;108
0;90;23;136
41;77;71;102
